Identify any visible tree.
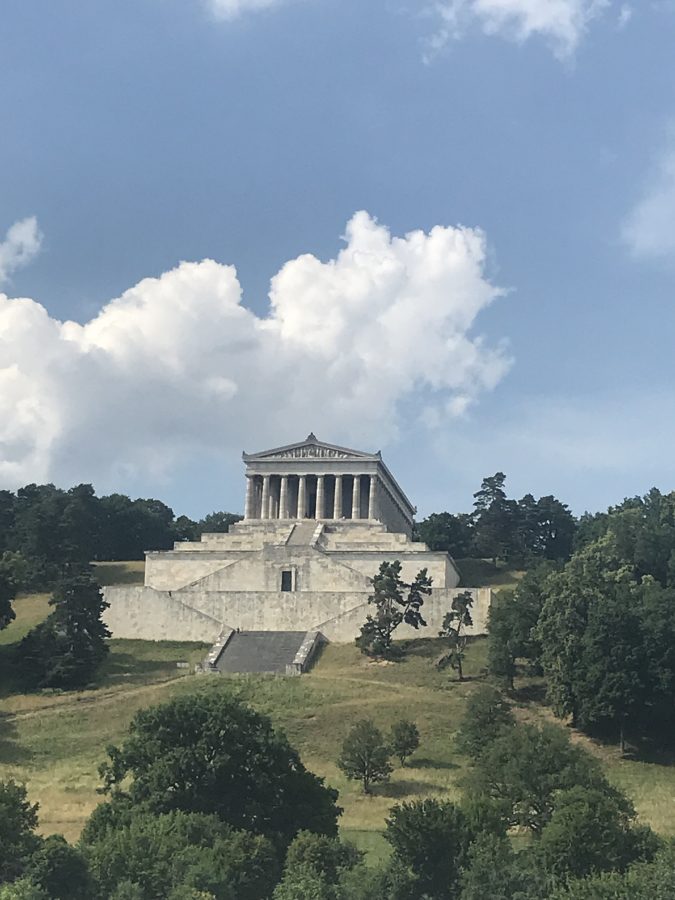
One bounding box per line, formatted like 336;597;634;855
459;833;547;900
384;799;474;900
356;562;431;659
97;692;339;849
82;809;277;900
0;551;27;631
19;570;110;689
488;565;553;688
472;473;512;563
273;832;362;900
0;780;41;883
467;722;631;836
337;720;392;794
26;835;94;900
415;513;473;557
198;511;242;534
389;720;420;766
437;591;473;681
454;685;514;759
0;881;48;900
536;786;658;880
536;536;663;750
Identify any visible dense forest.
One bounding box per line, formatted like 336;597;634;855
0;483;241;592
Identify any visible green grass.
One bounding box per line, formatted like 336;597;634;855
1;579;674;858
455;557;524;590
92;561;145;586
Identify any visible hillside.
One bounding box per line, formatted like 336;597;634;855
0;569;674;863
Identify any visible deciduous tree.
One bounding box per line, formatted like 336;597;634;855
337;720;392;794
389;720;420;766
98;693;339;849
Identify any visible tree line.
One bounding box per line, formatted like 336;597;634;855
415;471;577;565
1;689;672;899
0;482;241;593
488;487;675;752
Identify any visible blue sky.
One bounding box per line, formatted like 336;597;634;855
1;0;675;519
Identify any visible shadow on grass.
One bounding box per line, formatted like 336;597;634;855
512;682;548;705
411;757;460;771
98;651;184;684
0;714;32;764
377;778;443;799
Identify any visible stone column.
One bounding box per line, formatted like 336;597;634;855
368;474;378;520
244;475;254;520
333;475;343;519
351;475;361;520
315;475;325;519
297;475;306;519
279;476;289;519
261;475;270;520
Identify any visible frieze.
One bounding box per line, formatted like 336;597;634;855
268;447;354;459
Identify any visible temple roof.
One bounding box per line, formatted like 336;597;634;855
243;434;381;462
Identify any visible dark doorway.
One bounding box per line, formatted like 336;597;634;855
281;570;293;592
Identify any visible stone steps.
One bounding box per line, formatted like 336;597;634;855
213;630;309;674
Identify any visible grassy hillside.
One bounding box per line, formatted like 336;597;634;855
0;567;674;862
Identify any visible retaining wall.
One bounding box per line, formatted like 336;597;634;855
103;585;491;644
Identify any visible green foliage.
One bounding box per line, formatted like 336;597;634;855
415;513;473;557
273;832;362;900
98;691;340;848
25;835;94;900
454;685;514;758
337;719;392;794
0;480;242;591
82;809;278;900
356;562;431;658
549;842;675;899
467;722;631;836
0;551;28;631
283;831;362;884
388;719;420;766
437;591;474;681
384;799;474;900
0;780;40;883
459;833;547;900
536;786;658;879
488;564;554;686
18;570;111;689
0;880;48;900
537;534;675;748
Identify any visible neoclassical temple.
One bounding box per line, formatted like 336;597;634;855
242;433;414;536
104;435;489;647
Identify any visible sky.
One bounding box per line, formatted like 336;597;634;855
1;0;675;519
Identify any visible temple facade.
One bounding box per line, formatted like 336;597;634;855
104;435;490;645
241;433;415;537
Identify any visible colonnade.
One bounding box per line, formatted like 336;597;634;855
244;473;378;521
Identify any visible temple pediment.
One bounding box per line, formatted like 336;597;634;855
243;434;380;463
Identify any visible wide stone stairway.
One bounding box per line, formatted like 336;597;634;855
286;521;319;546
213;630;310;674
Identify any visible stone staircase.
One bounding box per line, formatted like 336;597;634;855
286;521;320;546
213;630;310;674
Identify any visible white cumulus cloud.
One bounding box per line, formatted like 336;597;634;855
623;140;675;259
0;211;510;489
0;217;43;286
425;0;611;60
